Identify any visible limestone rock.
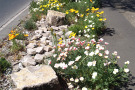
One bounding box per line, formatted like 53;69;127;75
26;43;37;48
58;25;68;30
34;54;44;63
11;65;61;90
21;55;36;67
44;46;52;52
46;10;66;26
42;31;51;37
51;26;59;31
56;31;63;37
35;30;43;34
35;47;44;54
31;34;42;40
27;48;36;55
44;52;53;58
40;37;47;43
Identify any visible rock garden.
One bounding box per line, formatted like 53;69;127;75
0;0;131;90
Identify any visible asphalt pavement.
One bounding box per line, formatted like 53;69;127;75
100;0;135;89
0;0;32;40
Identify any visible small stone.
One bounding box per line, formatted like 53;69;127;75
49;42;53;46
31;34;42;40
44;46;52;52
58;25;68;30
35;30;43;34
35;47;44;54
40;37;47;43
19;51;26;56
27;48;36;55
13;64;20;72
34;54;44;63
56;31;63;37
40;21;46;29
18;63;24;69
21;55;36;67
42;27;48;32
42;32;50;37
51;26;59;31
44;52;53;58
26;43;37;48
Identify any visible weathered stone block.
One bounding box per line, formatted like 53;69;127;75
11;65;61;90
46;10;66;26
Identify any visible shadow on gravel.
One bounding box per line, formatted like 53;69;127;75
99;28;115;38
123;74;135;90
101;0;135;12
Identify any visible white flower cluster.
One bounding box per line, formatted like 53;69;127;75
54;62;68;69
87;61;96;67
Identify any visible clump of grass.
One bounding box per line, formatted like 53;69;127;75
10;40;24;54
24;19;37;30
31;11;42;22
0;57;11;76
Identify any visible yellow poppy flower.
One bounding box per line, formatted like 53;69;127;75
24;34;28;37
66;11;69;14
75;10;79;13
86;8;90;11
70;9;75;13
80;14;84;17
86;13;89;16
57;8;59;10
99;18;103;21
85;26;88;28
42;8;44;11
40;5;42;8
96;14;100;17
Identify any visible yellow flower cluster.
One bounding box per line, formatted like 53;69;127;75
91;7;99;13
8;30;18;40
8;30;28;40
40;0;63;11
66;9;79;14
69;32;76;38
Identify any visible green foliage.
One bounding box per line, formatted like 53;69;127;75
68;24;84;35
15;33;26;40
24;19;37;30
0;57;11;75
31;11;42;22
10;39;24;54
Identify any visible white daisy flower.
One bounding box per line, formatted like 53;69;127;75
113;69;119;74
75;78;79;82
124;68;129;73
87;62;93;66
82;87;87;90
80;77;84;81
92;72;97;79
75;56;81;61
70;78;74;81
125;61;130;64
